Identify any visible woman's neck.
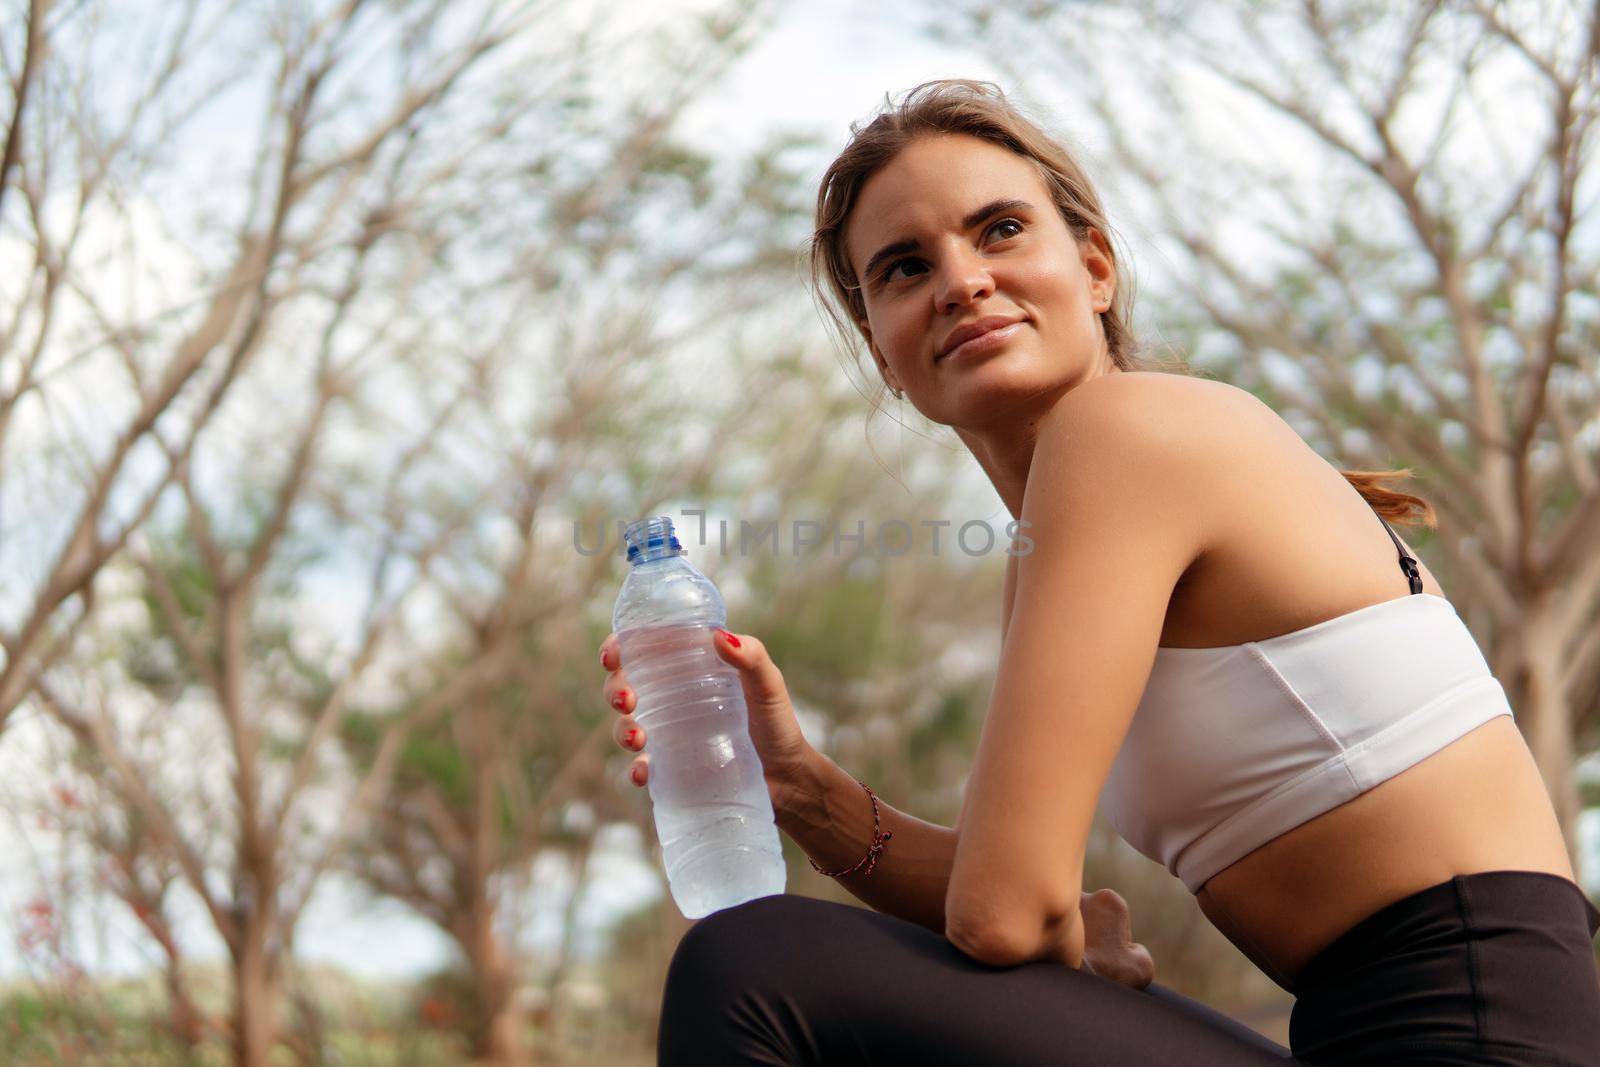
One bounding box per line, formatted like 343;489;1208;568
955;362;1126;520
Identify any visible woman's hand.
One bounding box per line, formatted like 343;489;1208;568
601;627;820;815
1077;888;1155;989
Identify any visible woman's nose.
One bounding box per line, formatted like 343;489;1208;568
933;245;995;311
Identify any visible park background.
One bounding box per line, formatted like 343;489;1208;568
2;0;1598;1063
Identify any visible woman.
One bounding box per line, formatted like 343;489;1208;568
599;80;1600;1065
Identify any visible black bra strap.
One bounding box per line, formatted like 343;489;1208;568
1378;517;1424;594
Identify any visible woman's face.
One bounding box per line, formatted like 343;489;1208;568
844;133;1117;429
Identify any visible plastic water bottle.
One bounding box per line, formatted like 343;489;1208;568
612;515;786;919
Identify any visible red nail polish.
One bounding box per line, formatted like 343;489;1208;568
631;765;645;784
719;630;741;648
611;691;627;710
625;728;640;747
600;649;611;669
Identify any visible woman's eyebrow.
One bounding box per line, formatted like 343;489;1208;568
861;197;1035;281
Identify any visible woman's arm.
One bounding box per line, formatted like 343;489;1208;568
1002;547;1020;646
778;549;1021;936
778;748;1153;986
777;746;958;936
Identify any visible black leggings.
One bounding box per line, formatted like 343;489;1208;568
657;870;1600;1066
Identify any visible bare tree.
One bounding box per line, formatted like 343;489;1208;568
0;0;49;222
54;746;211;1051
0;0;790;731
333;311;817;1062
922;0;1600;858
1;1;790;1063
338;281;1007;1059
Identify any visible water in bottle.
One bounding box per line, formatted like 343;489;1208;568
612;515;786;918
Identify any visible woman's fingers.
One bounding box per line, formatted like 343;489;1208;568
615;711;648;788
709;629;786;709
1083;888;1132;938
709;627;815;782
603;672;633;713
614;628;797;792
616;710;648;788
620;726;652;783
1079;888;1155;989
601;633;646;786
599;634;633;712
614;712;645;753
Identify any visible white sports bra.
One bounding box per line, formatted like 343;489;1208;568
1099;514;1514;894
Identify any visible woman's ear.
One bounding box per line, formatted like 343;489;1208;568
860;318;902;395
1082;228;1116;312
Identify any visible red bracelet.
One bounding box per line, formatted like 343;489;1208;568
809;779;893;878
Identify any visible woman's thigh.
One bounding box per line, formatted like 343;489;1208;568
657;893;1299;1066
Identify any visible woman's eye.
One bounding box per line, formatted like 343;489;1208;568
881;218;1024;284
881;258;920;284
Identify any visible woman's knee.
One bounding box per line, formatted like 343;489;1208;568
666;892;821;987
658;895;829;1063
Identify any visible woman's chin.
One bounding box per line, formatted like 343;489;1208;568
934;375;1059;423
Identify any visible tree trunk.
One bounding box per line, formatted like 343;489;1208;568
136;904;206;1048
1512;606;1582;862
231;934;281;1067
473;946;522;1066
163;956;205;1049
543;837;600;1054
459;901;523;1066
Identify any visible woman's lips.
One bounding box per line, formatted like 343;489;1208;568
939;321;1024;363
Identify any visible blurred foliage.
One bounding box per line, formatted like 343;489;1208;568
0;972;486;1066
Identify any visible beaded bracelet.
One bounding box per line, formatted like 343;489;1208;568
808;778;894;878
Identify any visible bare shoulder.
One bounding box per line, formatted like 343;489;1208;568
1074;373;1453;644
1064;370;1273;424
1021;371;1240;574
1043;371;1280;475
1034;372;1298;578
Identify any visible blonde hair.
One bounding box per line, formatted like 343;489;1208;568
803;79;1435;527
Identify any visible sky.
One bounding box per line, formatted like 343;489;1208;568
2;0;1596;988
